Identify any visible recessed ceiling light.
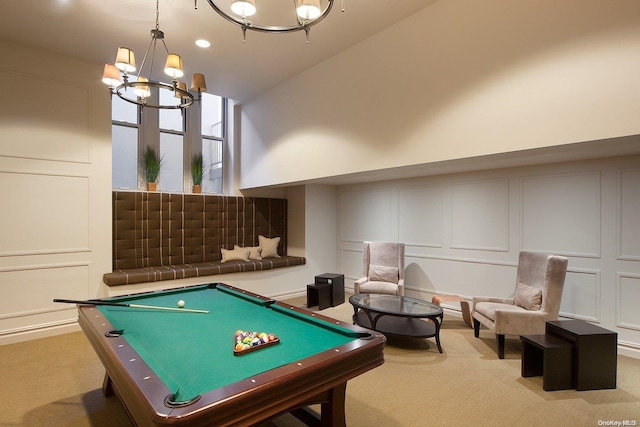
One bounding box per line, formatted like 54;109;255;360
195;39;211;48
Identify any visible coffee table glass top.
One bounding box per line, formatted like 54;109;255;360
349;294;442;317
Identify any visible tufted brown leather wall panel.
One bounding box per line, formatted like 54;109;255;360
105;191;304;286
112;191;291;269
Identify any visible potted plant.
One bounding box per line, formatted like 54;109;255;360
191;153;205;193
141;145;162;191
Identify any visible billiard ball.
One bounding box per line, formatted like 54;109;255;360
177;300;185;308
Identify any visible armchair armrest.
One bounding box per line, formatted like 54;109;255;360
354;276;367;293
472;296;514;310
493;309;549;336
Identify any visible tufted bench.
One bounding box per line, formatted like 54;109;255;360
104;191;306;286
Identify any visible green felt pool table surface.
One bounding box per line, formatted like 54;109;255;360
99;284;357;402
78;283;385;427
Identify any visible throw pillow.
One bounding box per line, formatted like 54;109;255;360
368;265;399;283
258;235;281;258
235;245;262;260
514;282;543;311
221;247;250;263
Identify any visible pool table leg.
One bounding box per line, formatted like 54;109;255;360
320;383;347;427
290;383;347;427
102;373;114;397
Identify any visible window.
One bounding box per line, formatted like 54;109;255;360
111;88;226;194
111;95;139;189
201;93;225;194
158;89;185;192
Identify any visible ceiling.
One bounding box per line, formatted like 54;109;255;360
0;0;438;103
3;1;639;188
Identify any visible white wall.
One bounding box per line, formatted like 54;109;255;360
238;0;640;189
338;155;640;357
0;40;112;344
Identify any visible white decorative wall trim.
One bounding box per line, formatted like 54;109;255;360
398;184;443;248
617;168;640;261
337;156;640;354
340;189;392;242
559;267;600;323
0;67;91;164
0;248;92;257
0;262;91;321
521;171;601;258
617;272;640;331
450;178;509;251
0;170;90;257
404;253;517;268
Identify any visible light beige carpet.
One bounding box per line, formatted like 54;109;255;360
1;297;639;426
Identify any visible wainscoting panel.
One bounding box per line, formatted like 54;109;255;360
0;42;115;344
0;264;90;335
617;273;640;330
340;248;366;283
337;155;640;356
618;169;640;260
340;189;391;243
450;179;509;251
398;185;443;247
404;255;517;298
521;172;600;257
0;69;90;163
0;171;90;256
559;268;600;322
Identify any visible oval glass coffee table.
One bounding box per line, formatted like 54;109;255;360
349;294;444;353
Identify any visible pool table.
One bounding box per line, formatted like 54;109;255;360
77;283;385;426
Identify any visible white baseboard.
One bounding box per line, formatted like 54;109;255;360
618;340;640;359
0;322;81;346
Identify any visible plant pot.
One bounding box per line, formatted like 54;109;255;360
147;182;157;191
193;184;202;194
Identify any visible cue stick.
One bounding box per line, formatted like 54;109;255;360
53;298;210;314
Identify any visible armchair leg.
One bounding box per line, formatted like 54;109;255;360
473;318;480;338
497;334;505;359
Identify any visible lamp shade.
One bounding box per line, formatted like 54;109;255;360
164;54;184;79
231;0;256;17
296;0;322;20
191;73;207;92
102;64;121;87
175;81;188;99
115;47;136;73
133;77;151;98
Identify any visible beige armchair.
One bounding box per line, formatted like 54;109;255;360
472;251;568;359
354;241;405;296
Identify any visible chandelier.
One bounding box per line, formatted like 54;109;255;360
199;0;341;43
102;0;207;109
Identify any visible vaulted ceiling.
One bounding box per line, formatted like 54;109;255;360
1;0;437;103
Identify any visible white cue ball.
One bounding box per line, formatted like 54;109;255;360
178;300;185;308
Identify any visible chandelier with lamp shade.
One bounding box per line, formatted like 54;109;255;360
102;0;207;109
197;0;342;43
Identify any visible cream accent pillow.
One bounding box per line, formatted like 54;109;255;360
221;247;250;263
514;282;542;310
235;245;262;260
258;235;281;258
369;265;399;284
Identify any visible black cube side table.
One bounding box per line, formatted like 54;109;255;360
521;334;574;391
306;283;332;310
315;273;345;306
546;320;617;390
